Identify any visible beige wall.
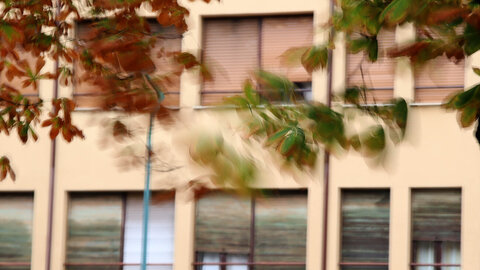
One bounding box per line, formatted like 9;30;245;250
0;0;479;269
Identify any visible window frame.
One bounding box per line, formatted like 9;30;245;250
200;14;314;105
409;188;462;270
192;189;308;270
64;191;175;269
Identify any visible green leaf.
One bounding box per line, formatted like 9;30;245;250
266;128;290;146
280;132;297;155
392;98;408;134
363;125;386;153
350;37;371;54
379;0;411;25
301;45;328;73
243;81;260;106
460;106;478;127
255;70;295;102
344;87;361;104
224;96;250;108
453;85;478;108
367;36;379;62
464;24;480;56
473;67;480;77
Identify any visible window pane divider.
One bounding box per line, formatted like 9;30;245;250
409;263;461;267
192;262;306;266
64;262;173;266
339;262;389;266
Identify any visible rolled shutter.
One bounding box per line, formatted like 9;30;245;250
411;189;461;242
341;190;390;265
195;191;251;254
0;193;34;267
346;30;396;103
66;194;123;266
202;18;260;104
261;16;313;83
254;191;307;266
414;57;464;103
123;192;175;267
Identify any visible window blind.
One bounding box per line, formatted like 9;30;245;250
202;18;260;104
66;194;123;268
0;193;34;270
414;57;464;103
340;190;390;269
254;192;307;268
261;16;313;83
195;191;251;255
411;189;461;270
202;16;313;105
346;30;396;103
412;189;461;242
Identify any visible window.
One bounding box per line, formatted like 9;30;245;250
73;20;182;108
411;189;461;270
202;15;313;104
194;190;307;269
65;192;175;270
0;193;34;270
414;57;464;103
340;189;390;270
346;30;396;103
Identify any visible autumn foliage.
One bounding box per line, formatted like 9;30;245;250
0;0;209;181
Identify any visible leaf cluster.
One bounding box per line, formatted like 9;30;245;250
224;71;408;169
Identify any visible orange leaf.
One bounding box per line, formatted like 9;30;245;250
35;58;46;74
117;51;156;73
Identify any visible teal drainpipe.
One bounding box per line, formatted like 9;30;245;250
141;74;164;270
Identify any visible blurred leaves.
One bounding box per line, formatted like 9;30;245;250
444;85;480;142
220;72;408;170
190;134;257;191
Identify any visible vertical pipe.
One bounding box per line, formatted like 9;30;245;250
141;112;155;270
45;3;60;270
321;0;335;269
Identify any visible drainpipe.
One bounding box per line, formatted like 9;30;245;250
45;4;60;269
321;0;335;269
141;74;164;270
141;111;154;270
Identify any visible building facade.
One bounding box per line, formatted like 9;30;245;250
0;0;479;269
